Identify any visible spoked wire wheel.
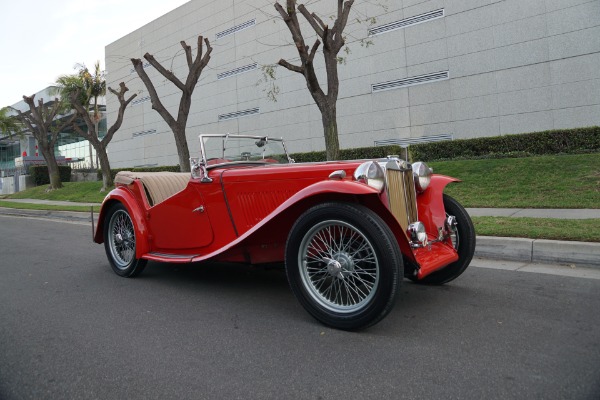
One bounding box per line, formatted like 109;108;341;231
107;209;136;269
299;220;379;313
103;203;147;277
286;202;402;330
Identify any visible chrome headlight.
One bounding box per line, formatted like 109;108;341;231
412;161;432;193
408;221;428;245
353;161;385;192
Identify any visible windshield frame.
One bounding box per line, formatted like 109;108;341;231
197;133;293;168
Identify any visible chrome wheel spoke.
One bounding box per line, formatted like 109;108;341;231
298;220;380;313
108;210;136;269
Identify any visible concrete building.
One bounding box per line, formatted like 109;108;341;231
105;0;600;168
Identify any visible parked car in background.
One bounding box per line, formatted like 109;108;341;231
94;134;475;330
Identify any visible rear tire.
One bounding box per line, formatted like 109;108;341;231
285;202;402;330
416;194;475;285
103;203;147;277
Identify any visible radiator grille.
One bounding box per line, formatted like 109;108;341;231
386;168;418;231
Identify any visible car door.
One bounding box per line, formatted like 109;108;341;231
148;183;213;251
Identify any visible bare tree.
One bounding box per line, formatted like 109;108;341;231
275;0;354;161
131;36;212;172
13;96;76;190
71;83;136;191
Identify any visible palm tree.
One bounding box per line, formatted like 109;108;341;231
0;107;22;138
55;62;106;169
55;62;136;191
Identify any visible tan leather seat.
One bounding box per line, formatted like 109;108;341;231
115;171;190;206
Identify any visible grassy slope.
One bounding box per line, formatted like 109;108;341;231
7;181;107;203
432;153;600;208
472;217;600;242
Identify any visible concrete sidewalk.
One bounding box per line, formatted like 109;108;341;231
1;200;599;269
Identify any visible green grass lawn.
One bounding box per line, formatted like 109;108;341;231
432;153;600;208
7;181;108;203
472;217;600;242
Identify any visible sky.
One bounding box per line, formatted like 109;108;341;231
0;0;190;108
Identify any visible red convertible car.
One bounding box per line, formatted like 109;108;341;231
94;134;475;330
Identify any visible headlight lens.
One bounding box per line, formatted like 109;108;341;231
353;161;385;192
412;161;432;192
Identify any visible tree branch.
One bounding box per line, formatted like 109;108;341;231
278;59;304;74
333;0;354;50
298;4;325;38
131;58;177;130
103;82;136;147
308;39;321;63
181;41;193;69
143;53;186;91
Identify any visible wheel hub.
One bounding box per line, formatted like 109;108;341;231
324;252;355;279
115;233;124;243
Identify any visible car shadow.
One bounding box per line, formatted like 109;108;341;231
128;260;478;334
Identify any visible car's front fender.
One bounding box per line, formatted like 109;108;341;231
417;174;461;234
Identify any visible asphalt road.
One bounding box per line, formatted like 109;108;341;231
1;215;599;400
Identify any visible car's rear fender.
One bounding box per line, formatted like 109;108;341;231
93;186;151;258
194;180;416;264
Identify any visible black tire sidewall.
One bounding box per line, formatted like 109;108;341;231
103;203;146;277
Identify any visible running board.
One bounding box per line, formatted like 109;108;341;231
144;252;200;263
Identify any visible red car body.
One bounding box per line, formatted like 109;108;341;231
94;163;459;278
95;135;475;330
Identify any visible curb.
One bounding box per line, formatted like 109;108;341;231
475;236;600;269
0;207;95;224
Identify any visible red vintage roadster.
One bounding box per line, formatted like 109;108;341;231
94;134;475;330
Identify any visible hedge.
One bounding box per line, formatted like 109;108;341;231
29;165;72;185
98;127;600;174
101;165;181;181
291;145;406;163
408;126;600;161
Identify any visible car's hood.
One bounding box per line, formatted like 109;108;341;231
213;160;366;183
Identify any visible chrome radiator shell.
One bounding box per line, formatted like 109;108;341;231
384;160;418;231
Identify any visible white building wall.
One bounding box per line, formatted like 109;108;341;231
105;0;600;168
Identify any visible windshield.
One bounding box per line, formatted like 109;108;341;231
200;135;291;165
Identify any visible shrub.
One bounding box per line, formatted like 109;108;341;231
291;145;405;163
29;165;72;185
408;126;600;161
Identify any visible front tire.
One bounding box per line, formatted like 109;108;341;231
416;194;475;285
103;203;147;277
285;202;402;330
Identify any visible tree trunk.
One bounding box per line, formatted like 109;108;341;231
322;108;340;161
41;148;63;190
173;127;191;172
97;147;113;191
